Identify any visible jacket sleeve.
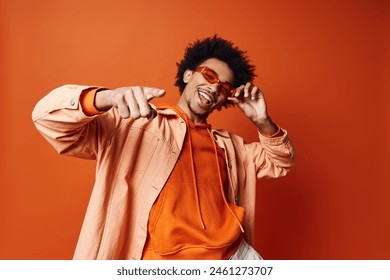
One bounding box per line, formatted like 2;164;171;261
244;129;296;179
32;84;121;159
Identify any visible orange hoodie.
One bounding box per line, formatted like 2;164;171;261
142;105;244;259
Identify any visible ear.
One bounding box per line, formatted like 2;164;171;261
183;69;193;83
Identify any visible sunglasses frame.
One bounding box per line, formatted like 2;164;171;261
194;66;236;97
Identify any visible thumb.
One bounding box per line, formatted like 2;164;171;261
227;97;240;105
227;96;245;107
144;87;166;101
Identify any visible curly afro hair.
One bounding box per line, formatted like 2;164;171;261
175;35;256;107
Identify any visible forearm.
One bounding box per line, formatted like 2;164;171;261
32;85;115;158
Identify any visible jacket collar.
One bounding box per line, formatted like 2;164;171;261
156;106;178;116
211;129;230;138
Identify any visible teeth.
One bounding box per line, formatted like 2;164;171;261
198;90;212;103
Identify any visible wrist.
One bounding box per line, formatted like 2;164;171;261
254;117;279;136
95;89;113;111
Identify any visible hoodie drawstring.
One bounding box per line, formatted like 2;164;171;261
207;129;245;233
187;127;206;230
172;106;206;230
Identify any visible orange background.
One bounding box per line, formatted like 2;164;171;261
1;0;389;259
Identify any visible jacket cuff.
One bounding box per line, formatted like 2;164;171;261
258;128;289;146
258;124;284;138
80;87;107;116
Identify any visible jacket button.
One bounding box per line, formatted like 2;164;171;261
227;162;232;168
70;98;76;106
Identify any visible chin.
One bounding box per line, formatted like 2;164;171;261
189;103;210;118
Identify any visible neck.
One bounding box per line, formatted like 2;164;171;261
176;99;208;125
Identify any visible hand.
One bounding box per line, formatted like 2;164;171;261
95;86;166;119
228;82;279;135
228;82;268;123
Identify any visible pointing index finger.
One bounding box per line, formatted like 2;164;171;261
143;87;166;101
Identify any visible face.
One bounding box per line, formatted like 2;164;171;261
178;58;235;124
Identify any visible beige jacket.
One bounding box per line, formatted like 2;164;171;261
32;84;295;259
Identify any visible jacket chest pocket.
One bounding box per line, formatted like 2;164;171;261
119;127;160;176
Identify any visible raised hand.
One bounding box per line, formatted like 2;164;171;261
228;82;279;136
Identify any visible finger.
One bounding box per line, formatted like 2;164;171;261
234;85;245;98
143;87;166;101
114;93;131;118
133;90;153;118
149;107;158;120
227;97;241;105
250;86;259;100
244;82;252;98
125;89;141;119
227;97;246;111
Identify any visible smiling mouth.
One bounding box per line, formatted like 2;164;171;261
198;89;213;104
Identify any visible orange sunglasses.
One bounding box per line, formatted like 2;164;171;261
194;66;236;97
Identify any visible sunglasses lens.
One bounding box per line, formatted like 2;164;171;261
203;70;218;83
221;84;234;97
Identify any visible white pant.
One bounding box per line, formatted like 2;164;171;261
229;239;263;260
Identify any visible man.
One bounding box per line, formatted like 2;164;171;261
32;36;295;260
